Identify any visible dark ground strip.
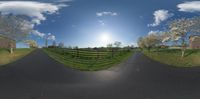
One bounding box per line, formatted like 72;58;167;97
0;49;200;99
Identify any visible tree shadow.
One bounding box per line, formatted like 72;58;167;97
185;50;199;57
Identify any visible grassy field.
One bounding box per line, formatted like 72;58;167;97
43;48;134;71
142;49;200;67
0;48;34;66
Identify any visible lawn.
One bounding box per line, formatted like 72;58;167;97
142;49;200;67
0;48;34;66
43;48;134;71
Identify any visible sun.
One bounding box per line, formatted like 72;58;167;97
100;33;110;42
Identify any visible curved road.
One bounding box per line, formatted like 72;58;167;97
0;49;200;99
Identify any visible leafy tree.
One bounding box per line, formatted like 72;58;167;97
145;34;162;51
25;40;38;48
0;15;33;53
168;18;194;57
137;37;145;50
138;33;162;52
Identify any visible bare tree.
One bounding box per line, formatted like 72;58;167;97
0;15;33;53
58;42;64;48
52;41;57;47
114;41;122;48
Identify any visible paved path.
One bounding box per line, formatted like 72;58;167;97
0;49;200;99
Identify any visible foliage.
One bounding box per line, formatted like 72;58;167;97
140;16;200;57
25;40;38;48
137;33;162;51
0;15;33;53
0;15;32;42
114;41;122;48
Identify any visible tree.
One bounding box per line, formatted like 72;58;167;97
160;32;171;46
137;37;145;50
107;43;113;48
114;41;122;48
52;41;57;47
58;42;64;48
25;40;38;48
0;15;33;53
168;18;194;57
138;33;162;52
145;34;162;51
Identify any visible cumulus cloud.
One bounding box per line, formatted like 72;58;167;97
148;9;174;27
148;30;162;35
0;1;66;25
96;11;118;17
177;1;200;12
32;30;45;38
0;1;68;41
55;0;73;3
47;33;56;41
32;30;56;41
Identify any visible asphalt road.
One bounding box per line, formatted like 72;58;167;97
0;49;200;99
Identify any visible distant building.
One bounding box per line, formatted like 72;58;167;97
189;35;200;49
0;36;16;49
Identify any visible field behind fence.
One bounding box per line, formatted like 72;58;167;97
45;48;133;70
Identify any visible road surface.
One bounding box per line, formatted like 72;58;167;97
0;49;200;99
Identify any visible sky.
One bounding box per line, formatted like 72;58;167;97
0;0;199;48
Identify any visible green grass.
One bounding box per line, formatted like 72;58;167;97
142;49;200;67
43;48;134;71
0;48;34;66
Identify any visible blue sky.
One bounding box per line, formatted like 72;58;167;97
0;0;199;48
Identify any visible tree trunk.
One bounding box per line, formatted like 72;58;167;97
181;36;186;58
9;42;14;54
10;47;13;54
181;49;185;58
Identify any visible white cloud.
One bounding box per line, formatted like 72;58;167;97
148;9;174;27
96;11;118;17
148;30;161;35
0;1;67;25
32;30;56;41
162;37;171;43
55;0;73;3
0;1;68;41
98;20;105;26
32;30;45;38
177;1;200;12
47;33;56;41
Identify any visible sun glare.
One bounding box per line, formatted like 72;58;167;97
100;33;110;42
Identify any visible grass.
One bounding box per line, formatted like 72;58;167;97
43;48;134;71
0;48;34;66
142;49;200;67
